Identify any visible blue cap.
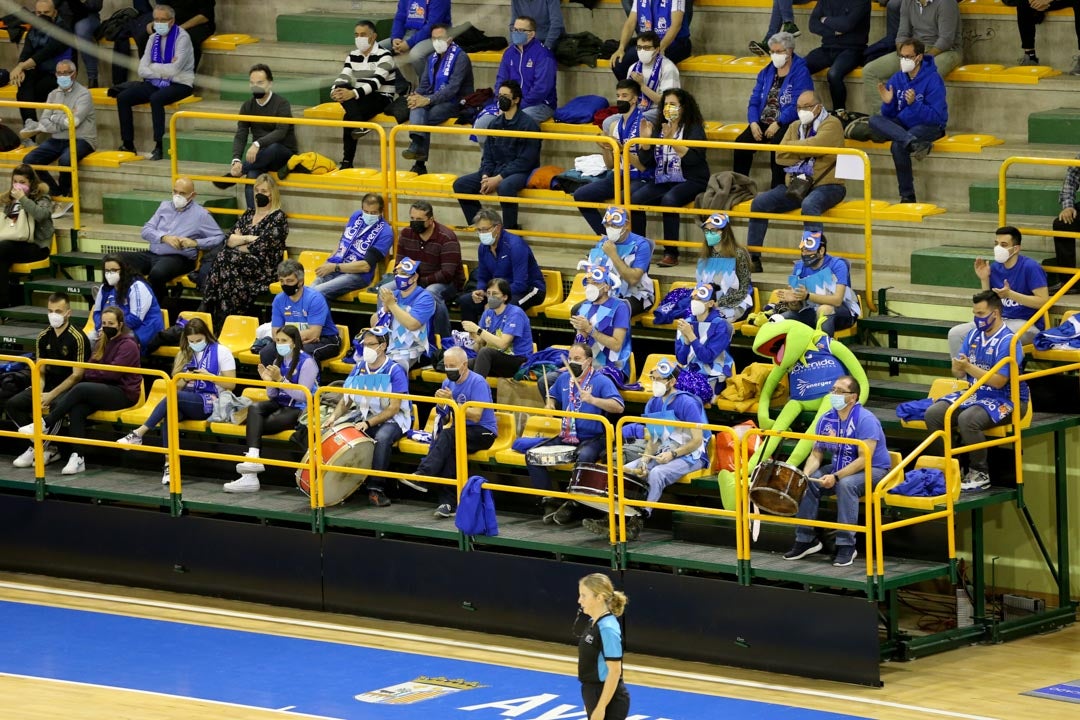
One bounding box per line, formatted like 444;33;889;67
602;206;628;229
396;257;419;276
653;357;678;379
701;212;730;229
581;264;613;286
693;284;713;301
800;230;823;253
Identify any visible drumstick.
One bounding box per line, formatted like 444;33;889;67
563;358;582;392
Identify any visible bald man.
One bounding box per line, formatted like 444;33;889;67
119;176;225;303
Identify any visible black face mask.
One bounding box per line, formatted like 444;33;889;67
254;193;270;207
497;95;513;112
409;219;427;235
568;361;585;377
251;87;267;99
616;100;632;114
280;283;300;297
445;368;461;382
102;326;119;339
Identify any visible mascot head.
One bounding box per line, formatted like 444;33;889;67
752;319;820;373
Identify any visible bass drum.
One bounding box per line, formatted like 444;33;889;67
748;460;809;516
568;462;647;517
296;424;375;506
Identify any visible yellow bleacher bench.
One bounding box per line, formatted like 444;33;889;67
89;383;146;424
398;173;457;193
201;34;259;51
81;150;145;168
623;354;675;405
527;269;565;317
538;120;601;136
218;315;260;357
1033;311;1080;363
946;64;1061;84
544;272;587;321
11;236;56;275
883;455;961;511
493;415;563;467
118;379;208;432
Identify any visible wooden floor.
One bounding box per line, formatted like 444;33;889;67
0;572;1077;719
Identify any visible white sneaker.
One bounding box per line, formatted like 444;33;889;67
236;460;265;474
13;446;60;467
50;201;73;219
117;431;143;447
223;474;260;493
61;453;85;475
17;420;42;435
161;462;171;486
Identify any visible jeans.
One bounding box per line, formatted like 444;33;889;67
526;435;606;490
610;37;692;80
426;281;455;340
924;400;1029;473
44;382;132;456
732;122;792;190
144;390;211;447
408;101;462;155
310;270;371;300
630;179;708;257
862;50;962;112
622;454;703;516
948;318;1039;359
867;115;945;201
258;334;341;366
746;183;848;248
864;0;903;64
453;171;531;230
365;421;405;491
574;175;647;235
244;400;302;449
117;250;195;303
783;302;856;337
1046;215;1080;285
23;138;95;196
0;241;49;306
340;92;392;164
116;81;194;146
803;46;863;111
239;143;293;207
767;0;816;35
471;346;526;378
417;424;496;506
794;463;887;546
74;14;102;80
472;105;554;145
1017;0;1080;50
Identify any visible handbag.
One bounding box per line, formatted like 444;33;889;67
0;208;35;242
785;173;813;203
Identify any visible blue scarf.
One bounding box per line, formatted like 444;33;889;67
430;42;462;93
616;107;647;181
653;126;685;183
149;25;180;89
819;404;862;473
185;343;222;412
630;58;664;110
333;218;387;264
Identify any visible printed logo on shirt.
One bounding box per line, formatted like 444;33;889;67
526;59;534;68
656;17;667;31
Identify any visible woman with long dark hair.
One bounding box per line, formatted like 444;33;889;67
0;163;54;307
698;212;754;322
91;253;165;350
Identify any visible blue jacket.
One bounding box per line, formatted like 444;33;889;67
746;54;814;126
479;109;542;179
475;230;546;298
880;54;948;130
392;0;451;44
496;39;558;110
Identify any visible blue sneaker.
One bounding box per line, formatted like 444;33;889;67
833;546;858;567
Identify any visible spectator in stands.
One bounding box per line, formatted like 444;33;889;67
584;358;708;540
414;346;497;519
90;254;164;349
324;326;414;508
462;278;535;378
803;0;870;120
574;80;652;235
115;4;195;161
456;81;541;230
231;325;320;494
610;0;692;80
8;292;90;469
512;0;564;50
11;1;71;124
199;174;289;326
214;64;297;209
748;0;814;56
529;341;625;525
698;213;754;322
675;284;735;398
1046;154;1080;293
783;373;890;567
928;291;1031;493
863;0;903;64
57;0;102;87
733;31;813;191
1016;0;1080;73
625;31;680;120
111;1;214;86
776;231;861;336
397;200;464;339
385;0;452;80
116;317;236;485
571;265;633;383
20;59;94;219
862;0;962;112
403;23;474;174
947;227;1048;358
376;257;437;371
120;176;224;303
587;205;655;316
20;305;141;476
310;192;394;301
473;17;557;137
260;258;342;366
745;91;846;273
632;87;709;268
331;19;397;170
0;164;55;308
868;40;947;204
457;208;546;322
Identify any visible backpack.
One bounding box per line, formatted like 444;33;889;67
553;94;609;124
94;7;138;41
554;32;605;68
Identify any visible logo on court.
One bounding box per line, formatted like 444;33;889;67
356;676;483;704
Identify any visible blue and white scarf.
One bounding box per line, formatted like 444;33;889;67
149;25;180;88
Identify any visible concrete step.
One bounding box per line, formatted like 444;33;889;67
217;73;334;106
859;315;957;339
909;244;1054;289
0;306;89;326
22;279;99;303
0;323;49;352
101;190;238;229
969;179;1071;216
1028;108;1080;145
275;12;394;46
172;130;237;165
849;345;953;370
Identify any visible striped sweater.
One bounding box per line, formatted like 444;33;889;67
335;46;397;98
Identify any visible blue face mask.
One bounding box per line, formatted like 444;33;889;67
188;339;207;353
56;75;73;90
828;393;848;411
276;343;292;357
510;30;528;46
153;22;171;36
704;230;721;247
973;313;994;332
362;211;379;226
395;275;413;291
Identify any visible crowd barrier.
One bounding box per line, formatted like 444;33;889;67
0;99;82;230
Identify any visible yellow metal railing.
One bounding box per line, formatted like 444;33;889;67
998;156;1080;246
0;99;82;230
0;353;43;474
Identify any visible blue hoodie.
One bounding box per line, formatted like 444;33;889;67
392;0;451;44
496;38;558;111
880;54;948;130
746;54;814;126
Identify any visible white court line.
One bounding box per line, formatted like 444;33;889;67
0;672;344;719
0;580;1002;720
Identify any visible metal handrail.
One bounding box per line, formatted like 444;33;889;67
0;99;82;230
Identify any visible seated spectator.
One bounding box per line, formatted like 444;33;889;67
803;0;870;119
414;346;497;519
59;0;102;87
231;325;320;493
631;87;710;268
12;1;71;124
111;0;214;86
863;0;903;64
588;205;655;316
462;278;535;378
260;258;342;366
783;374;890;567
119;176;225;303
1046;153;1080;294
19;305;141;476
775;231;861;336
584;358;708;540
571;265;633;383
745;92;846;273
528;341;625;525
214;64;297;209
403;23;474;174
1016;0;1080;73
674;284;735;398
90;253;164;349
199;174;289;326
0;164;55;308
733;32;813;191
625;31;680;121
21;58;95;218
513;0;564;51
748;0;814;55
947;227;1048;358
862;0;962;112
698;212;754;322
456;208;546;323
610;0;692;80
331;19;397;169
397;200;465;339
8;291;90;469
456;80;541;231
574;79;652;235
384;0;452;80
927;291;1030;493
310;192;393;301
324;326;413;508
115;4;195;160
116;317;236;485
868;40;947;204
375;257;437;371
473;17;556;137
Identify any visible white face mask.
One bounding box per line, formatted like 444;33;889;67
172;193;189;210
355;36;371;53
993;245;1013;264
605;226;622;242
651;380;668;398
690;300;707;317
637;49;656;65
362;346;379;365
432;38;449;55
104;271;120;287
48;311;65;329
478;231;495;246
899;57;917;74
798;109;816;125
584;284;601;303
770;52;788;69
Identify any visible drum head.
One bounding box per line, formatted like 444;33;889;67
296;436;376;506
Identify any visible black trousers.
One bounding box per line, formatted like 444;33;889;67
1016;0;1080;50
118;250;194;303
43;382;131;455
581;681;631;720
0;241;50;307
245;400;302;449
417;423;496;506
340;92;392;163
1045;214;1080;285
471;347;526;378
732;121;792;189
16;67;58;122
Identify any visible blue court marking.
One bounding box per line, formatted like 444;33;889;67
0;600;867;719
1023;680;1080;704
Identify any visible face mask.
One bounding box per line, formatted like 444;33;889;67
104;271;120;287
798;109;816;125
663;104;679;122
993;245;1013;264
276;343;292;357
445;368;461;382
250;85;267;99
394;275;413;291
615;100;631;114
899;57;917;74
362;211;379;226
605;226;622;242
497;95;513;112
102;326;119;340
828;393;848;411
56;75;73;90
479;231;496;246
355;36;371;53
487;295;504;310
48;312;65;329
704;230;721;247
254;193;271;208
771;52;788;69
801;253;820;266
409;219;427;234
12;182;29;194
637;49;656;65
651;380;668;398
691;300;707;317
568;361;585;377
153;22;170;36
973;314;994;332
584;284;601;303
362;346;379;365
280;282;300;296
432;38;449;55
188;339;207;353
510;30;528;47
173;193;189;210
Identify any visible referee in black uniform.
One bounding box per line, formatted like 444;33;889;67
577;573;631;720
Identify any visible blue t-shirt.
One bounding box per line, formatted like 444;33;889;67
643;390;710;465
787;335;845;401
478;304;534;357
595;614;623;682
550;368;623;440
989;254;1047;329
960;323;1030;406
444;370;497;432
814;404;891;473
272;288;338;337
578;297;632;373
791;254;860;317
329;213;395;289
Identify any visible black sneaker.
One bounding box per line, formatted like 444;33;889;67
339;160;353;170
409;161;428;175
402;143;427;161
149;144;163;161
119;143;136;153
277;165;291;180
433;503;453;519
213;176;237;189
541;498;561;524
783;540;823;560
748;40;768;56
368;489;391;507
551;501;575;525
909;140;933;162
832;545;857;567
351;128;371;139
781;21;800;37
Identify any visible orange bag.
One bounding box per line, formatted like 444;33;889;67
713;420;762;472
